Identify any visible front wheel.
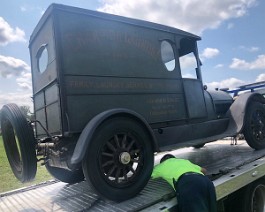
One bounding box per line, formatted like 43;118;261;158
243;102;265;150
82;117;154;201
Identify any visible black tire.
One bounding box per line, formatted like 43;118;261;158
82;117;154;201
243;102;265;150
45;164;84;184
0;103;37;182
241;179;265;212
224;179;265;212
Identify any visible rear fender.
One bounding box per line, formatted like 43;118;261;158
226;92;265;135
70;108;157;165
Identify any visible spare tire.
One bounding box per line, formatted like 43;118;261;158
1;103;37;182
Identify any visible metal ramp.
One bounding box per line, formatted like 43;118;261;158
0;179;173;212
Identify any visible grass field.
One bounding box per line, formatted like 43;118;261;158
0;136;52;193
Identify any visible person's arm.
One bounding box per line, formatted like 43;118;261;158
191;161;206;175
151;164;162;179
201;167;207;175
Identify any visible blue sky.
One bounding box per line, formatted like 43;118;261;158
0;0;264;109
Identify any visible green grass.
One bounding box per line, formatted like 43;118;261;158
0;136;53;193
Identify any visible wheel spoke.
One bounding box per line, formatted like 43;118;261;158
115;167;121;182
114;135;120;148
121;134;127;148
130;158;139;163
128;165;136;174
106;141;116;152
102;152;114;157
123;168;128;181
102;160;114;167
126;139;135;151
130;149;140;155
106;165;116;178
259;132;264;140
131;158;143;166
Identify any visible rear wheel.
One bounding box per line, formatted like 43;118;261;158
224;179;265;212
241;179;265;212
45;164;84;184
82;117;154;201
0;103;37;182
243;102;265;150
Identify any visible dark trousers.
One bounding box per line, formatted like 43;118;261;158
174;174;217;212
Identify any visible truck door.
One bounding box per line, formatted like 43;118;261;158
178;38;207;119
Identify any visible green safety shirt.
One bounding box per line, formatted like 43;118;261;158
151;158;203;189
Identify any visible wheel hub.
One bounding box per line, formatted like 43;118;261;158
119;152;131;165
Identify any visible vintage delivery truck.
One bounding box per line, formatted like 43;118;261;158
1;4;265;201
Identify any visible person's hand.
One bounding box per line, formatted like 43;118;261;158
201;167;207;175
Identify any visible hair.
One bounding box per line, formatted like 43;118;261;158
160;154;175;163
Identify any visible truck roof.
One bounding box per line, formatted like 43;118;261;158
29;3;201;45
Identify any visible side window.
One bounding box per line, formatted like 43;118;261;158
161;40;175;71
37;44;49;73
179;52;198;79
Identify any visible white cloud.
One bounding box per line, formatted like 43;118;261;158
215;64;224;68
98;0;257;35
230;54;265;70
20;6;27;12
227;23;234;29
0;17;26;46
206;77;245;90
256;73;265;82
179;53;197;69
183;73;196;78
249;47;260;52
0;91;33;111
207;75;265;92
16;72;32;90
20;5;45;15
239;45;260;52
0;55;30;78
0;55;32;90
201;48;220;59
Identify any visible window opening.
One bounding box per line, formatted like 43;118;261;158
37;45;48;73
161;40;175;71
179;52;198;79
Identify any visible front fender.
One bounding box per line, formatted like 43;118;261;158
225;92;265;135
70;108;157;165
